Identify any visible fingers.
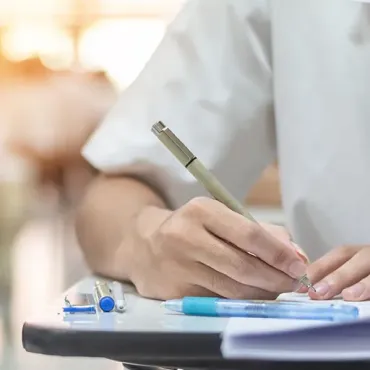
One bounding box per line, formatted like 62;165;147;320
298;246;357;294
309;248;368;300
139;281;216;300
172;285;218;299
260;223;292;245
342;276;370;301
307;246;359;286
190;262;278;300
261;223;310;264
198;200;307;279
194;231;298;293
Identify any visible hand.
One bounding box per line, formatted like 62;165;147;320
305;246;370;301
124;197;308;300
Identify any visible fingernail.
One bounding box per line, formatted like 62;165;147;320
313;281;330;296
296;250;309;263
289;261;307;278
344;283;365;299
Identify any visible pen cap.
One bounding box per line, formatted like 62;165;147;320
152;122;195;166
94;281;115;312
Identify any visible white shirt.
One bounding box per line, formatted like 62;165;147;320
82;0;370;261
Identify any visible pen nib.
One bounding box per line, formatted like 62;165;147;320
298;274;316;292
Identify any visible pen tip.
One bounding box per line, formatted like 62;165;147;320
298;274;316;292
309;285;317;293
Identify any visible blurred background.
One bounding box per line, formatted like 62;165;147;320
0;0;283;369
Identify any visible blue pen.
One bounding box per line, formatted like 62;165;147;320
63;305;96;314
162;297;359;322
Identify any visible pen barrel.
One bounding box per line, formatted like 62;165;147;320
187;160;256;222
112;282;127;312
63;305;96;314
94;281;115;312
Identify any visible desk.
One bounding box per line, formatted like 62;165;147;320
22;277;370;370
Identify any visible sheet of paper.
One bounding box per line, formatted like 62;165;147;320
278;292;370;317
221;293;370;361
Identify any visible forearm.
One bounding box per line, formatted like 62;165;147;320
75;175;167;281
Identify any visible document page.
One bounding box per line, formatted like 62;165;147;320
221;293;370;361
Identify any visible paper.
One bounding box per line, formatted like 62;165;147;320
221;293;370;361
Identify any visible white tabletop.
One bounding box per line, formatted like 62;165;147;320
23;277;370;367
25;277;228;334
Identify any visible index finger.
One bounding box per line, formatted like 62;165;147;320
202;202;308;279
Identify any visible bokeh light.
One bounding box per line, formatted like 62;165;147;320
79;19;165;89
2;23;74;69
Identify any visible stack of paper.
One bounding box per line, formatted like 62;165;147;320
221;293;370;361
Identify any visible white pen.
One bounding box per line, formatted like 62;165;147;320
112;281;126;312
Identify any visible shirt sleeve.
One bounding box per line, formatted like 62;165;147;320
82;0;275;208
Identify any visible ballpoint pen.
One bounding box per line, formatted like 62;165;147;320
151;121;315;291
162;297;359;322
112;281;127;313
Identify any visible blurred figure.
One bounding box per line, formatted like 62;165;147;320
1;61;117;205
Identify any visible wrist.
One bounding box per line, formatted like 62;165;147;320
135;205;173;241
112;205;172;282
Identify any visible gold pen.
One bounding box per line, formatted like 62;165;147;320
151;121;314;292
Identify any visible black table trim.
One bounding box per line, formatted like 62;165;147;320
22;322;370;369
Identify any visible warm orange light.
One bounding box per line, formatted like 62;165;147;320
79;18;165;90
2;23;74;69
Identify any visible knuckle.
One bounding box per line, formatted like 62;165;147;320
206;273;232;297
158;219;186;244
271;247;290;267
223;284;244;299
208;272;221;292
184;197;211;216
243;223;262;245
189;196;210;207
231;257;254;282
262;223;289;236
